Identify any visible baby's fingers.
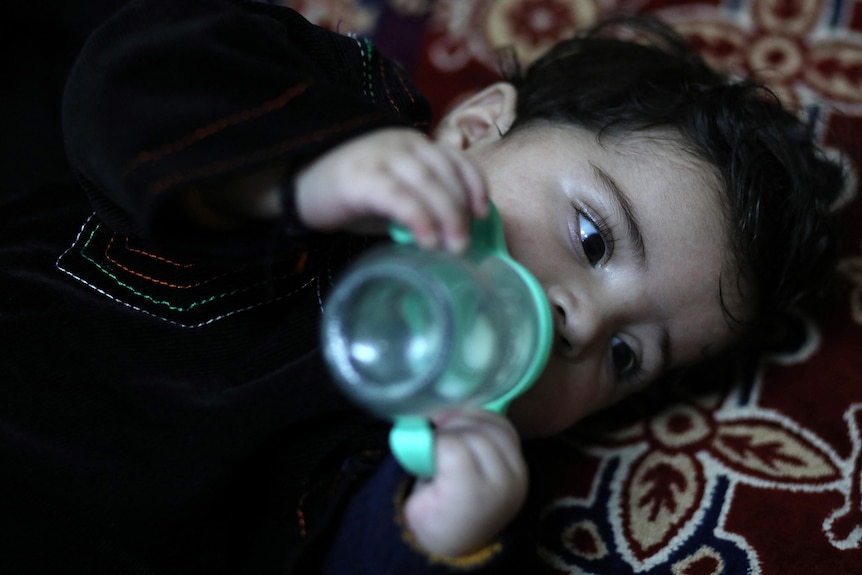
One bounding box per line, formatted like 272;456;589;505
389;146;485;253
433;410;525;481
438;145;490;220
293;128;488;250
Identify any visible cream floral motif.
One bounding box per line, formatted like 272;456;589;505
539;310;862;573
670;546;725;575
824;405;862;550
425;0;862;109
656;0;862;112
426;0;601;72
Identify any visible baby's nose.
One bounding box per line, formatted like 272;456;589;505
549;288;601;360
553;304;578;359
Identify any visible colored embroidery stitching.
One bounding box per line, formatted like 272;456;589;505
107;235;228;289
390;64;416;106
379;57;400;113
90;251;311;313
353;35;369;99
82;223;305;312
57;214;325;328
125;80;314;175
297;491;309;538
125;240;195;267
60;265;317;328
146;112;386;197
362;37;376;100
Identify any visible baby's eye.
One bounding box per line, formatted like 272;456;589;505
610;336;638;379
578;213;607;266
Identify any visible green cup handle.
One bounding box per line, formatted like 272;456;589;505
390;417;436;478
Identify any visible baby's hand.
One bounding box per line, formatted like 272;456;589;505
403;410;528;558
294;128;488;252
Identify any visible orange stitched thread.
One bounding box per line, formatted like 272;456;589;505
294;250;308;273
125;241;195;268
125;80;314;174
147;112;386;197
379;59;400;113
106;234;226;289
297;492;309;538
391;65;416;105
112;239;311;290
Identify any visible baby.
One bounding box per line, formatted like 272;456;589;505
210;16;843;560
4;2;843;572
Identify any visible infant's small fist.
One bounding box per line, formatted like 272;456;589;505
403;410;528;557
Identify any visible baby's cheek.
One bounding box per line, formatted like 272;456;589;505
507;359;606;438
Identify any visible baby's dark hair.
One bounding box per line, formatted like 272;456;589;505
504;16;846;356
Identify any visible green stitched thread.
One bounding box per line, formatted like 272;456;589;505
80;223;265;312
363;37;375;100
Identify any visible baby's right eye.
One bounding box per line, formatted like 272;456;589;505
577;212;609;266
610;337;637;377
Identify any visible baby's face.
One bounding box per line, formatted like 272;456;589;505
466;124;739;437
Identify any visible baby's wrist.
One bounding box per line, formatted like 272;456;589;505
396;479;506;566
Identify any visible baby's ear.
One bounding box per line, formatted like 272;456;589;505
433;82;517;149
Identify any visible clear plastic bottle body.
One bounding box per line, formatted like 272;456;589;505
322;245;546;419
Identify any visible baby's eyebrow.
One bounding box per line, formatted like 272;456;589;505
591;164;647;270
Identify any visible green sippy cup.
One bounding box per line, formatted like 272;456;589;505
321;203;553;478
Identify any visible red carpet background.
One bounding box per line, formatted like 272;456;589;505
279;1;862;572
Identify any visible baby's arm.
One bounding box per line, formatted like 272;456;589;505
318;410;530;573
180;127;488;253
